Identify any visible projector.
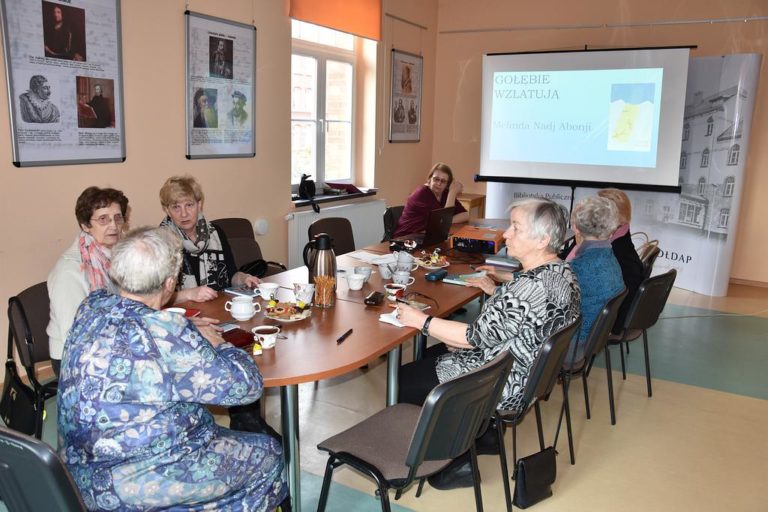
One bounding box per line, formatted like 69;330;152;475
450;226;505;254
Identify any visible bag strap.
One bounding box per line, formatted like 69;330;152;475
7;296;33;365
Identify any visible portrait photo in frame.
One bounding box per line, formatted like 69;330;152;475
0;0;126;166
389;49;422;143
185;11;256;159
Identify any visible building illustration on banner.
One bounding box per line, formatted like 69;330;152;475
635;85;745;239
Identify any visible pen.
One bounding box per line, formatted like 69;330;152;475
336;328;353;344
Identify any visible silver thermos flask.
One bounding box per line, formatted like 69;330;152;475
302;233;337;307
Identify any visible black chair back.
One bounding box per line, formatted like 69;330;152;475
8;282;50;373
211;218;285;276
382;205;405;242
0;427;86;511
640;245;661;279
508;319;581;417
405;352;514;470
580;288;628;365
623;269;676;332
308;217;356;256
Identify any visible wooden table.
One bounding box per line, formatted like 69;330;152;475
182;251;482;511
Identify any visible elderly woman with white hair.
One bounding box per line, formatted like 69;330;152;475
567;196;625;363
396;198;581;489
57;227;286;511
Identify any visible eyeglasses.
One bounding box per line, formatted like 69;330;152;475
91;214;125;226
431;177;449;184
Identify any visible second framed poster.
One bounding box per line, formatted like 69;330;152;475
389;49;422;143
185;11;255;159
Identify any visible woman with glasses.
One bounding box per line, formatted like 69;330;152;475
392;162;469;238
47;186;129;377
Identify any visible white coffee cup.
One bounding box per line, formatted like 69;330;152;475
252;325;281;349
354;266;373;282
396;261;419;272
293;283;315;304
392;271;415;286
225;296;262;321
257;282;279;301
384;283;407;301
164;307;187;316
378;263;394;280
346;274;366;291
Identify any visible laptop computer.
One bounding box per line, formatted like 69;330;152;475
393;206;454;247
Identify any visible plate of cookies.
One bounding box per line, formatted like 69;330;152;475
264;301;312;322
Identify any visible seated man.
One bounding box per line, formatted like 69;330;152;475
57;227;286;511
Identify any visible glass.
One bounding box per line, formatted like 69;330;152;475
291;121;317;184
292;20;354;51
91;214;124;226
324;60;353;181
291;55;317;120
324;121;351;181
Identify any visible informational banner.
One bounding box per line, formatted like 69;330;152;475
0;0;126;166
389;49;422;143
485;54;762;296
185;11;256;159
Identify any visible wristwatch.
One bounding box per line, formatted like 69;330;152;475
421;315;434;336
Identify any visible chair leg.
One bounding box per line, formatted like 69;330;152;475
469;444;484;512
317;457;338;512
394;488;402;500
512;423;518;478
415;478;426;498
619;342;627;380
582;372;591;420
378;485;392;512
534;402;545;451
605;347;617;425
642;330;653;398
497;420;513;512
561;372;575;465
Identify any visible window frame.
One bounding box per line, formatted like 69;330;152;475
291;37;357;191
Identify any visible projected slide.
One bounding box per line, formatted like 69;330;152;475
489;68;663;168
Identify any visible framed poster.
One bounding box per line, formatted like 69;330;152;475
389;49;422;143
185;11;256;159
0;0;126;166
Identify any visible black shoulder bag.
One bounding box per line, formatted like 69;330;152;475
513;446;557;508
0;329;37;436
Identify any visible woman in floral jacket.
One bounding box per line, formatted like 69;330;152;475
58;227;286;511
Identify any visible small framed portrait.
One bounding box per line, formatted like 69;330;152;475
389;49;423;143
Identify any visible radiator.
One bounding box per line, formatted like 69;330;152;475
286;199;387;269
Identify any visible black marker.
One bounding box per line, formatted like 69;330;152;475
336;328;353;344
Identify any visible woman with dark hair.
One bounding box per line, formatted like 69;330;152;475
58;227;287;511
392;162;469;237
47;186;129;377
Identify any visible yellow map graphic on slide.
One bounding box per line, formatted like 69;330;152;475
611;104;639;143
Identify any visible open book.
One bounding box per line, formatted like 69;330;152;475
442;271;487;286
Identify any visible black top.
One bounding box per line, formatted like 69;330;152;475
611;230;645;333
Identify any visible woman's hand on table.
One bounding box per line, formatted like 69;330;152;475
474;265;515;283
396;303;428;330
176;286;218;303
465;275;497;295
233;272;261;288
192;317;226;347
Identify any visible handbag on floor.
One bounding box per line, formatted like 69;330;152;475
0;335;37;435
513;446;557;508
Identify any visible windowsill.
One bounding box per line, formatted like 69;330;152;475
291;189;377;208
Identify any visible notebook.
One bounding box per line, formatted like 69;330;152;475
392;206;454;248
